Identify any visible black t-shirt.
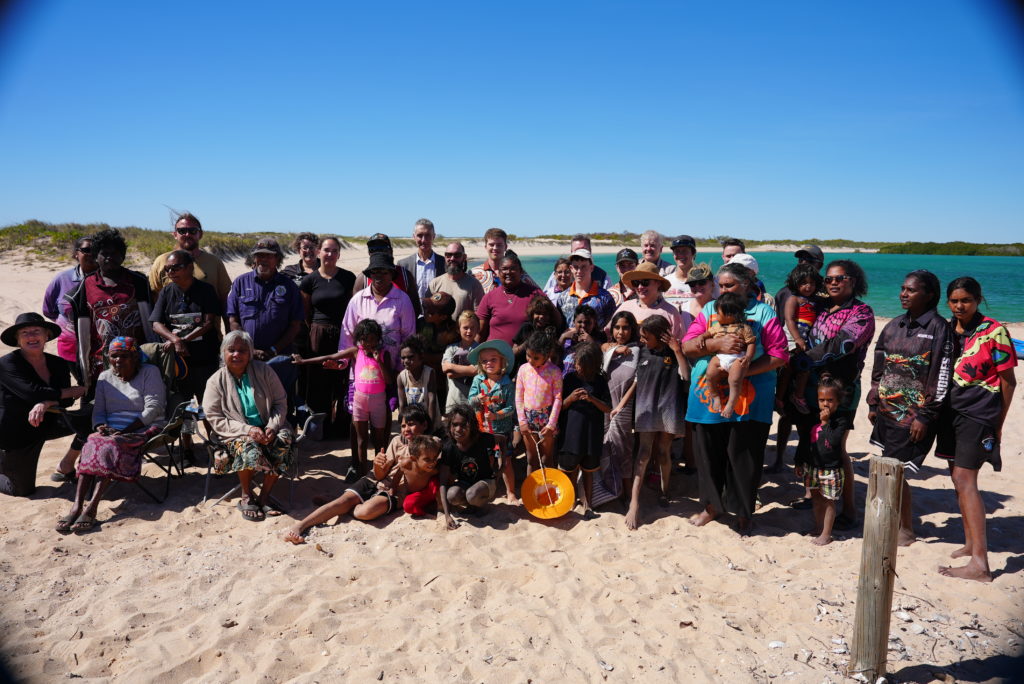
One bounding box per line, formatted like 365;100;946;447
149;279;223;364
299;269;356;324
442;432;497;484
561;372;611;421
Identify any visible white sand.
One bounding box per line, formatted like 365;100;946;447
0;251;1020;683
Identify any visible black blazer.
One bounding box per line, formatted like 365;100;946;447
0;350;74;450
396;251;445;318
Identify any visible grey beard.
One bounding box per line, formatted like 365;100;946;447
447;261;467;276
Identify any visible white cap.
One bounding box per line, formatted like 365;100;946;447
569;248;593;261
730;253;759;274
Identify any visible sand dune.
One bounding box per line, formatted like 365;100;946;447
0;252;1021;683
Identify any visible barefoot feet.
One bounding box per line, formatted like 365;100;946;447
283;525;307;544
897;527;917;547
950;545;971;559
624;504;641;531
688;509;716;527
938;561;992;583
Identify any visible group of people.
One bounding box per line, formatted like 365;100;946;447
0;219;1016;583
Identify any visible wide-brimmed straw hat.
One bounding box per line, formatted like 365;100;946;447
621;261;671;292
468;339;514;371
1;312;61;347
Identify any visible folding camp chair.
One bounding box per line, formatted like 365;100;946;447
134;400;192;503
201;412;325;511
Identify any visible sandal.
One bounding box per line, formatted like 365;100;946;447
71;514;97;533
56;515;76;533
789;497;813;510
237;500;264;522
50;470;76;483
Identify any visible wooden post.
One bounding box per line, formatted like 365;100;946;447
850;456;905;681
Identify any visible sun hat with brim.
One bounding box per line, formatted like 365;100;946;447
363;252;395;276
685;262;714;285
467;339;514;371
621;261;671;292
1;312;62;347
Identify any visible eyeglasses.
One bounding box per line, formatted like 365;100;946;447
165;263;188;273
824;275;851;284
634;279;653;288
176;227;199;236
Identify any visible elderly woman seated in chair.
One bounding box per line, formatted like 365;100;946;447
203;330;295;521
58;337;166;533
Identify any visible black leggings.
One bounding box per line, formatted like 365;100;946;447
0;412;91;497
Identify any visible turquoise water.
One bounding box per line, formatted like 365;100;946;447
518;252;1024;322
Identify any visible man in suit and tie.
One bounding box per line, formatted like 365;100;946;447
396;218;445;319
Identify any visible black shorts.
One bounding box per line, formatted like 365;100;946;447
346;476;397;513
936;413;1001;472
558;449;599;473
869;417;935;472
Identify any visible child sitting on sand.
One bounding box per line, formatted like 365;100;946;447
438;404;501;530
700;292;756;418
282;406;435;543
397;336;442;431
794;376;850;546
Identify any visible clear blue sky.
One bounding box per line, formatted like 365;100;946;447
1;0;1022;241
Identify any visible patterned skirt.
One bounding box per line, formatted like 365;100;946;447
214;430;295;475
77;424;163;482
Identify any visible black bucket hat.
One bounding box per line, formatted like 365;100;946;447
2;312;62;347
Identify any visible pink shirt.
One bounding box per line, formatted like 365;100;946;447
609;297;690;341
354;347;386;394
515;361;563;429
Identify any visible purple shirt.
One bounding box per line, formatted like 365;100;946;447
43;265;88;333
226;271;304;353
339;285;416;371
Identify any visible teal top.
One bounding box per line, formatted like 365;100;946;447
234;372;263;427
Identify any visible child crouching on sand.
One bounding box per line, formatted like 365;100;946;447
282;405;435;543
794;376;850;546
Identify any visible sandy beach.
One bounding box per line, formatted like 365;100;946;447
0;251;1021;683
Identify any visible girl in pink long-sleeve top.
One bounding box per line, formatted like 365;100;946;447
516;331;563;475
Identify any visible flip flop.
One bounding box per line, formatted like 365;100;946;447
789;497;813;510
237;500;264;522
71;514;96;533
261;504;283;518
55;515;76;533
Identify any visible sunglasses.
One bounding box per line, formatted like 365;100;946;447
77;246;92;254
176;227;200;236
165;263;188;273
688;279;709;287
444;252;464;259
634;279;653;288
824;275;851;284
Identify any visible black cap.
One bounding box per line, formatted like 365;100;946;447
671;235;696;249
615;248;639;264
250;237;284;258
367;233;391;246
